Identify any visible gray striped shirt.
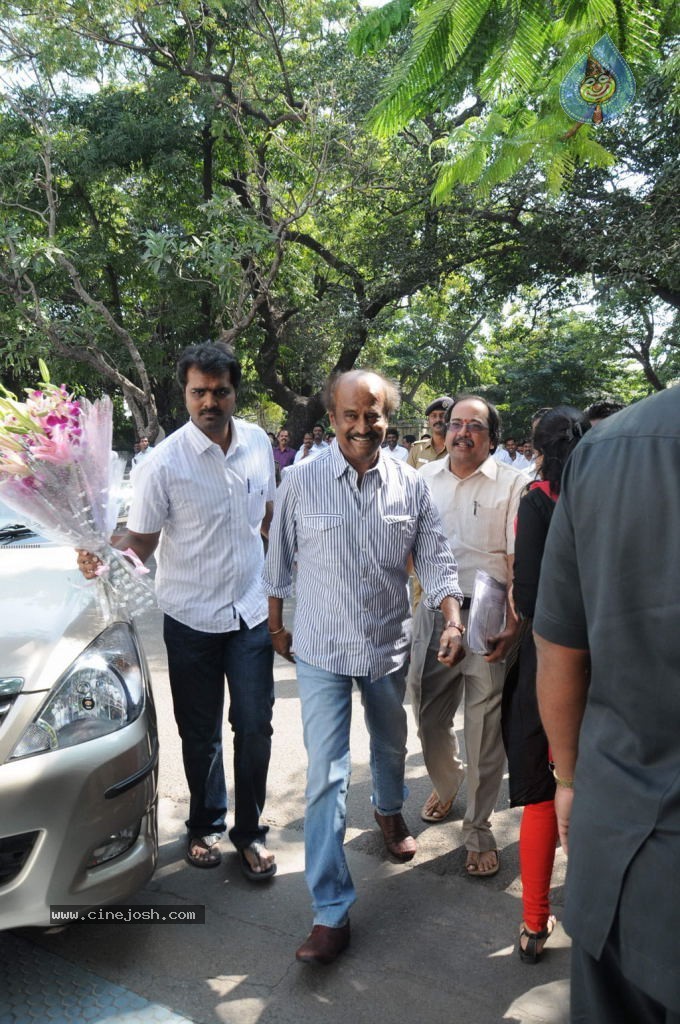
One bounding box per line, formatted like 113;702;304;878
263;441;462;680
128;418;275;632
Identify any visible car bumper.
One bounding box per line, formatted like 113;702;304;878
0;714;158;930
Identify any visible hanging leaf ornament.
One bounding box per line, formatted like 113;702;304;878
560;35;636;126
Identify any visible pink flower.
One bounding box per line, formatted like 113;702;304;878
28;434;74;464
0;451;31;478
45;413;67;428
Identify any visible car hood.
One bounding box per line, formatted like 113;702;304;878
0;544;104;692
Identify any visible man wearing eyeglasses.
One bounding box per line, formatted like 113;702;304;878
408;395;525;876
78;341;278;880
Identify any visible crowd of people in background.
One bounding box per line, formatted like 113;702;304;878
85;350;675;1023
266;397;625;490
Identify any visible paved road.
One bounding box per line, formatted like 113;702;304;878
20;602;571;1024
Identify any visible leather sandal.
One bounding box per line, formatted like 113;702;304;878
421;791;454;823
465;849;500;877
518;915;556;963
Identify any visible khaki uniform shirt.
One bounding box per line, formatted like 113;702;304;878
406;438;447;469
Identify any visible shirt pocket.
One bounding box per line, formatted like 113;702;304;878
375;513;417;568
299;513;344;532
465;503;508;555
298;513;344;553
246;477;268;528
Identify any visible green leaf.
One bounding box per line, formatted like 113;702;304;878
38;358;51;384
369;0;494;137
348;0;415;57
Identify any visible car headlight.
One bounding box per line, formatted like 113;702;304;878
9;622;145;760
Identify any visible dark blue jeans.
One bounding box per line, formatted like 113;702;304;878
163;614;274;849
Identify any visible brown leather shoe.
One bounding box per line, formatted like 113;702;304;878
295;922;351;965
374;810;417;862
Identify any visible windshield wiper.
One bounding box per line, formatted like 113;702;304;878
0;524;37;545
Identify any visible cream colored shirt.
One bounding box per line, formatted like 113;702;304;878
419;454;525;595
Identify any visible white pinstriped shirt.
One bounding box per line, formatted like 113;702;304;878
263;441;462;680
128;418;275;633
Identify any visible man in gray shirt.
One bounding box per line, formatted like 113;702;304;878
264;370;464;965
535;386;680;1022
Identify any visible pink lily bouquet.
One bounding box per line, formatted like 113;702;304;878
0;361;155;616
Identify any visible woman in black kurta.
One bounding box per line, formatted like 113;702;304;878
502;406;590;962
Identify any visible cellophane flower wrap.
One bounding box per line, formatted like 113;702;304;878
0;362;155;618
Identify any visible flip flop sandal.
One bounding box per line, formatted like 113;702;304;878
239;841;277;883
186;833;222;869
465;849;500;877
421;792;454;823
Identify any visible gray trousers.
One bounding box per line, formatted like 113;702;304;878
571;921;680;1024
407;603;506;852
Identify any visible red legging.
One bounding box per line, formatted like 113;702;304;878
519;799;559;933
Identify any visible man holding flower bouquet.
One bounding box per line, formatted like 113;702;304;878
78;342;277;879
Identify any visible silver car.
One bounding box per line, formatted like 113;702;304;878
0;503;158;929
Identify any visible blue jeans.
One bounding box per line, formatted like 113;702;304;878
163;615;274;849
295;659;409;928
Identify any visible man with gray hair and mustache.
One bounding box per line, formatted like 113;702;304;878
264;369;464;965
408;394;525;876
